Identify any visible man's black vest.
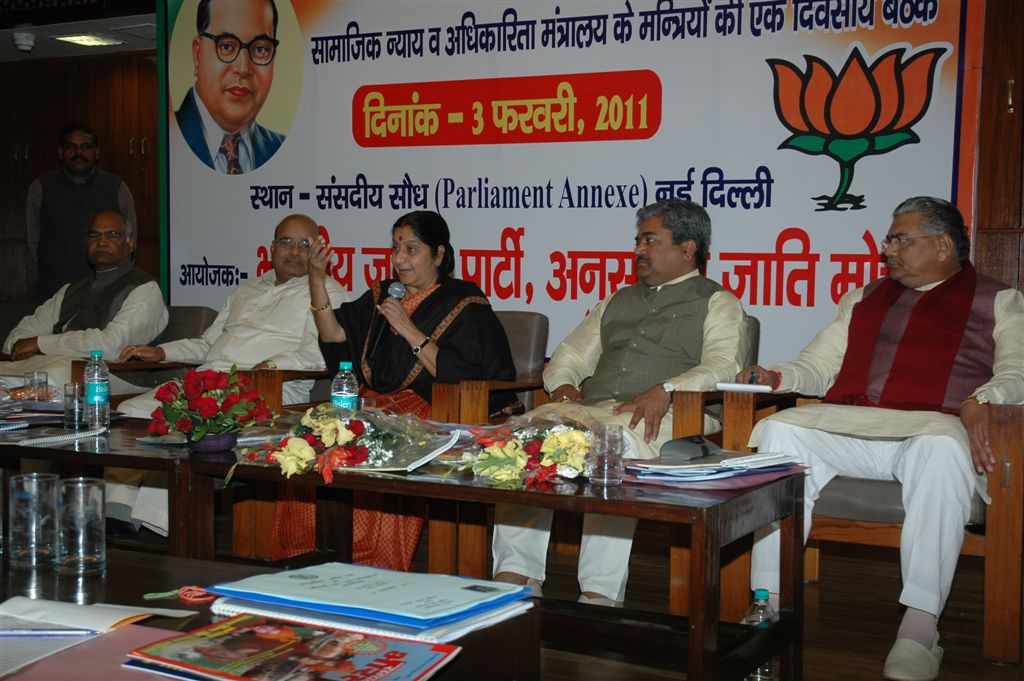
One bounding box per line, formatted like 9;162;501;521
37;169;123;300
55;262;155;335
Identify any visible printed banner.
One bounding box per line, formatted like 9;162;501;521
164;0;982;365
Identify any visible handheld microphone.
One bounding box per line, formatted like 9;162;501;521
368;282;407;361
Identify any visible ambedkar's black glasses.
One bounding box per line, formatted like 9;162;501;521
199;32;279;66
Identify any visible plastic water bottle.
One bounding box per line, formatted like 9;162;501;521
331;361;359;411
741;588;777;681
83;349;110;431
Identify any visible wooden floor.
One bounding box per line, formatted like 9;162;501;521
533;524;1023;680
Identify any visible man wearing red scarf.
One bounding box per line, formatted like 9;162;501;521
742;197;1024;681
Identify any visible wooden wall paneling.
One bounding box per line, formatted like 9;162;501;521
0;52;160;300
0;63;39;300
135;55;160;279
975;0;1023;232
974;0;1024;289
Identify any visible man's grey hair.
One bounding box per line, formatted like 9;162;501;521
892;196;969;263
635;199;712;269
90;209;133;238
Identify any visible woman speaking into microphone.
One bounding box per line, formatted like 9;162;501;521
304;210;517;569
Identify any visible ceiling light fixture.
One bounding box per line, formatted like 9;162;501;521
52;34;125;47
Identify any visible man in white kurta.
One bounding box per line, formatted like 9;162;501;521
112;215;349;533
492;200;748;605
743;197;1024;681
1;210;167;395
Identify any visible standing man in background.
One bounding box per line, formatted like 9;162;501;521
27;123;137;301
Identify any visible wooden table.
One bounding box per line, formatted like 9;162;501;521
188;457;804;680
3;420;803;679
0;421;195;557
0;548;541;681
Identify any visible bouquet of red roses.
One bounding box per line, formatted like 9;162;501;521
148;366;273;440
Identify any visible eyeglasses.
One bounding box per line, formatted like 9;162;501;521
880;232;939;250
200;32;279;66
273;237;311;250
62;142;96;152
87;230;127;241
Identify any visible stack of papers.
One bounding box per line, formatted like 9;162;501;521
627;451;800;483
206;562;533;641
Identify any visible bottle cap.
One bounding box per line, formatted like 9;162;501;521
90;350;102;359
338;361;353;370
753;588;770;601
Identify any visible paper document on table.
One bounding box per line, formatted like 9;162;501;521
0;596;196;632
0;623;99;678
211;596;533;643
208;563;531;628
629;451;798;471
0;598;196;678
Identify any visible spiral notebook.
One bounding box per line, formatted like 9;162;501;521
207;563;532;629
210;596;532;643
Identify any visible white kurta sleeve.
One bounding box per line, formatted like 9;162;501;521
773;287;864;396
543;296;609;393
264;280;350;370
3;286;67;354
662;290;746;391
158;293;234;365
35;282;168;360
972;288;1024;406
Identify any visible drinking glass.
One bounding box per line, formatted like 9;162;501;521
63;382;86;429
8;472;59;569
591;425;624;486
55;477;106;575
23;370;48;401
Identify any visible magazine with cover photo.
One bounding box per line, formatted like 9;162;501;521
125;613;460;681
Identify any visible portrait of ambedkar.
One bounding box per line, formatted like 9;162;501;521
175;0;286;174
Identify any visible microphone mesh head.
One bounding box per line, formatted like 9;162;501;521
387;282;407;299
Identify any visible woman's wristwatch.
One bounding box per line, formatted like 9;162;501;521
412;336;432;355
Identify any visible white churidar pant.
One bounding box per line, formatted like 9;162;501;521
750;420;975;616
492;504;637;602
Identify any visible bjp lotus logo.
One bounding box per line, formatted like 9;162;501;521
768;45;947;211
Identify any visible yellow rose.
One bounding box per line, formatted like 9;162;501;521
318;419;355;448
300;408;318;429
277;438;317;478
474;440;528;481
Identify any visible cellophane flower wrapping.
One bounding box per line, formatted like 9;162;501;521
452;414;598;488
241;404;450;484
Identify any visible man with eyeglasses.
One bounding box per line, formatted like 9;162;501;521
740;196;1024;681
176;0;284;174
27;123;137;301
120;214;347;417
114;214;347;535
492;199;749;607
1;210;167;395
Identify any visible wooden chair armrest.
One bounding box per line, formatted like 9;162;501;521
669;390;809;450
240;368;333;412
431;372;546;425
986;403;1024;518
70;359;198;384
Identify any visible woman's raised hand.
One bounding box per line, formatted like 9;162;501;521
307;235;330;281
